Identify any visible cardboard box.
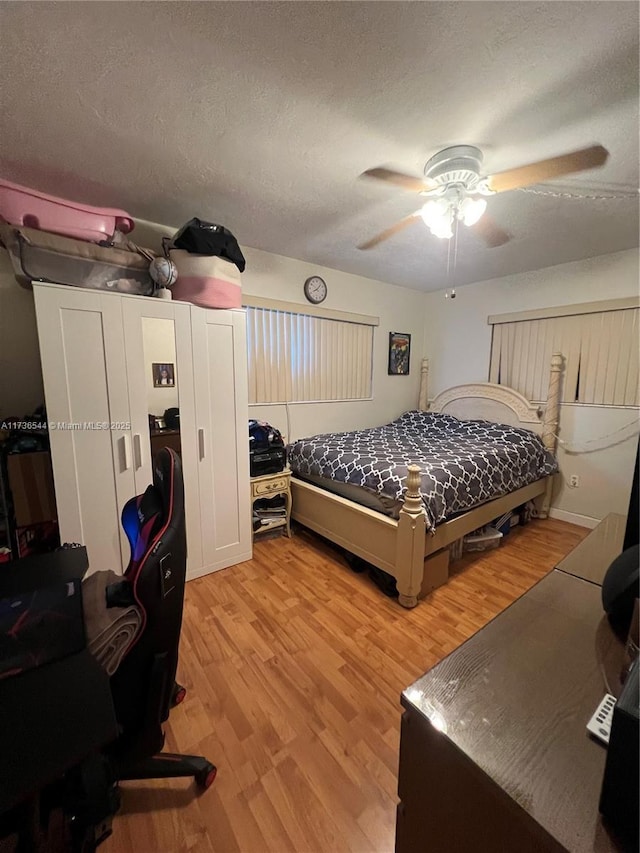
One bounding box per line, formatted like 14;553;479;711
420;548;450;598
16;522;60;558
6;451;57;527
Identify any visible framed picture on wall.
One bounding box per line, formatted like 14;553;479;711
152;362;176;387
388;333;411;375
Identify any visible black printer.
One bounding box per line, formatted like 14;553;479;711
249;419;286;477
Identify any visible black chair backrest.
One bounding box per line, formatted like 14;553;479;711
110;448;187;750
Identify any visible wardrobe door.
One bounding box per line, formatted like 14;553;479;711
191;307;252;578
120;296;202;574
33;284;134;574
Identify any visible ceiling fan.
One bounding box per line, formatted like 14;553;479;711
358;144;609;250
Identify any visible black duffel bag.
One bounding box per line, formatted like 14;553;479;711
170;218;246;273
249;419;284;450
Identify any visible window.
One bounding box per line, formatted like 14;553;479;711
246;305;375;404
489;299;639;406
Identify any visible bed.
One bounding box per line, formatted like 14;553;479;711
289;353;564;608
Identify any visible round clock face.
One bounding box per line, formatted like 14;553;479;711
304;276;327;304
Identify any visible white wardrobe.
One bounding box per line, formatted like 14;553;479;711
33;283;252;579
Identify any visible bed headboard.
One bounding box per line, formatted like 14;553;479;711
431;383;542;426
418;354;564;454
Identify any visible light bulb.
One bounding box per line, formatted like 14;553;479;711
430;218;454;239
460;197;487;227
419;200;453;239
419;199;447;226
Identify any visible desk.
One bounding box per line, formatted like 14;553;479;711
0;549;119;816
557;513;626;586
397;568;627;853
0;650;119;815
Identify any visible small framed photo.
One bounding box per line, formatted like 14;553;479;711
388;333;411;375
152;362;175;387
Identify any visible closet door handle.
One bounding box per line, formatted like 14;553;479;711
122;434;132;471
133;433;143;470
198;428;206;460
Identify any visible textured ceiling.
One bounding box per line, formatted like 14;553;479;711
1;1;638;292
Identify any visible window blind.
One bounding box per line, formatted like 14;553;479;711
246;307;374;404
489;307;639;406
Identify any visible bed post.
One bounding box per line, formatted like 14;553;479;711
395;465;427;609
418;358;429;411
539;351;564;518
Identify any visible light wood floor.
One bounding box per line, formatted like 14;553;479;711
103;518;587;853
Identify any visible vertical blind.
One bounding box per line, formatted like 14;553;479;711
246;307;374;403
489;307;639;406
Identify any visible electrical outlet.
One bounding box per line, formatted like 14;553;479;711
569;474;580;488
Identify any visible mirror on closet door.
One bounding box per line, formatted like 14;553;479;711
141;317;182;461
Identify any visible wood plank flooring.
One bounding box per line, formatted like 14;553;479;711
103;518;587;853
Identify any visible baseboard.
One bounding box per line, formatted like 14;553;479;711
548;508;599;529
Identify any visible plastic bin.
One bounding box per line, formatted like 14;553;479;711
463;525;503;553
493;511;513;537
0;222;154;295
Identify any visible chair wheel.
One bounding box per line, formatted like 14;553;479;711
171;683;187;707
195;763;217;790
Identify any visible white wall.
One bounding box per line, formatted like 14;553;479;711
0;252;45;417
423;249;640;525
243;246;426;441
134;220;427;442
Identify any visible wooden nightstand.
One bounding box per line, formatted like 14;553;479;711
250;469;292;539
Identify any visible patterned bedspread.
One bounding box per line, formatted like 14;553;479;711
288;411;558;532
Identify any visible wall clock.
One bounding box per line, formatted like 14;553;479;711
303;275;327;304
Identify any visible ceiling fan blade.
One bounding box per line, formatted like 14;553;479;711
470;214;512;248
357;214;419;250
360;167;438;193
486;145;609;194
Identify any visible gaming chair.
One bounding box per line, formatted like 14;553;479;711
107;447;216;789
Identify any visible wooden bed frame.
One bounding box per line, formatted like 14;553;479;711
290;353;564;608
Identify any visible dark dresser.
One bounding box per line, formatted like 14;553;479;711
397;515;629;853
150;428;181;457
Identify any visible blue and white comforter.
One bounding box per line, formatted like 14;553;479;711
288;411;557;531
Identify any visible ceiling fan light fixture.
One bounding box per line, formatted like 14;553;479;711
459;197;487;226
359;143;608;251
424;145;484;188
